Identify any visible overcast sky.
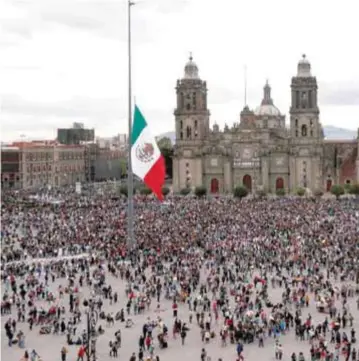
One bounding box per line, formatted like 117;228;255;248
1;0;359;141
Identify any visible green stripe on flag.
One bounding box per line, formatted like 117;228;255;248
131;105;148;145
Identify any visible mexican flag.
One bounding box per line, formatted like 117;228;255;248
131;105;165;200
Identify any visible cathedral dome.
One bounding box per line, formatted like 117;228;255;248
254;80;281;116
254;104;281;116
184;54;199;79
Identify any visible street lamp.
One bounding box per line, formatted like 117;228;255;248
83;299;99;361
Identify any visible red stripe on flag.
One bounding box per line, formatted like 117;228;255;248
144;155;166;201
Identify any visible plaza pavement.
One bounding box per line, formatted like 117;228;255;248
2;265;359;361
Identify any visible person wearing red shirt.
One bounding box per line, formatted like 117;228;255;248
77;345;85;361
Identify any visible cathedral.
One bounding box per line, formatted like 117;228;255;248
172;55;359;194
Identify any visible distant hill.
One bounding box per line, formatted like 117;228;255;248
322;126;357;140
158;126;357;144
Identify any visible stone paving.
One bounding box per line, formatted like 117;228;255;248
2;264;359;361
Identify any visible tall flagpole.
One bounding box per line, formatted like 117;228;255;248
127;0;135;250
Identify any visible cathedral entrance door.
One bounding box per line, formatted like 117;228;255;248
243;174;252;191
276;177;284;190
326;179;332;192
210;178;219;193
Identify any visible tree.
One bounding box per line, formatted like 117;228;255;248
180;187;191;196
276;188;285;197
233;185;248;199
139;186;152;195
119;158;127;178
348;183;359;195
344;183;352;193
157;136;173;179
330;184;344;199
118;185;128;197
296;187;305;197
194;185;207;197
157;136;172;149
162;186;170;196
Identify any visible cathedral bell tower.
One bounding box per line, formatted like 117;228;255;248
174;54;210;143
173;55;210;192
289;55;324;191
290;54;323;139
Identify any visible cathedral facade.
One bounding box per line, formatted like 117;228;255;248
172;55;359;194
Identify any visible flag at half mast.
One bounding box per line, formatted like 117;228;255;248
131;105;165;200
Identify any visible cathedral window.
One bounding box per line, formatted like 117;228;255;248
308;90;313;108
180;93;184;109
296;91;300;109
186;126;192;139
301;92;307;109
295;130;298;137
301;125;307;137
186;103;191;111
194;120;198;129
295;119;298;127
180;120;183;129
192;93;196;110
180;132;183;140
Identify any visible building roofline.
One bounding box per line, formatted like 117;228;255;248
323;139;356;144
1;146;20;150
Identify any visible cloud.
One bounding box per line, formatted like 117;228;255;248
209;87;238;105
1;94;126;122
0;94;174;140
2;21;33;39
3;0;189;43
320;81;359;106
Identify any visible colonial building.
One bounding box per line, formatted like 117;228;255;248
173;55;359;193
2;141;86;189
1;146;22;189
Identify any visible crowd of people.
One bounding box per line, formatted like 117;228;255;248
1;185;359;361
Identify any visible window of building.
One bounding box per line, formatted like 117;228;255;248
180;93;184;108
295;91;300;108
295;130;298;137
180;132;183;140
295;119;298;127
308;90;313;108
202;93;207;109
346;179;351;184
186;103;191;111
194;120;198;129
180;120;183;129
186;126;192;139
301;92;307;109
301;124;307;137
